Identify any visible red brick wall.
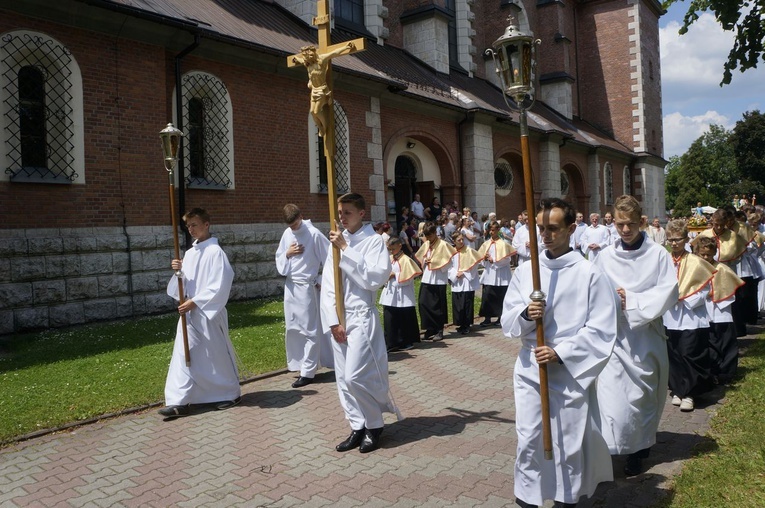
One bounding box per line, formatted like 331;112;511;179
576;1;634;148
0;10;375;229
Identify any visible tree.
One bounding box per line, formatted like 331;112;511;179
663;0;765;85
664;124;739;215
731;110;765;186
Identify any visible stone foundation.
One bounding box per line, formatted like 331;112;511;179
0;223;291;335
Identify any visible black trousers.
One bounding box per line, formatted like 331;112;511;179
479;284;507;320
708;321;738;382
383;305;419;349
666;327;712;398
452;290;475;329
419;283;448;335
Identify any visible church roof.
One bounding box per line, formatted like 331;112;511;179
86;0;634;157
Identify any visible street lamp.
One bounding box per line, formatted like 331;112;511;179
486;15;552;461
159;123;191;367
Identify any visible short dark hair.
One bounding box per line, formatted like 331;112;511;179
183;207;210;223
422;221;438;236
695;236;717;255
283;204;301;224
535;198;576;226
387;236;402;247
338;193;365;210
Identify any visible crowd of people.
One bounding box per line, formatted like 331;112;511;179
155;193;762;508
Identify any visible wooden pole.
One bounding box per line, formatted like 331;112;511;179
316;1;345;326
167;173;191;367
519;108;553;460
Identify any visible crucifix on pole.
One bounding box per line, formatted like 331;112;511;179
287;0;366;326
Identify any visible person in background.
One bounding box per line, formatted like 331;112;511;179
449;231;482;334
416;222;456;341
275;204;333;389
695;237;744;385
380;236;422;352
647;217;667;246
663;220;715;412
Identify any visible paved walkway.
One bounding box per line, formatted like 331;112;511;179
1;323;726;508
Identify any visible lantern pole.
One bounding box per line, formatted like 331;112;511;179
159;123;191;367
486;17;552;461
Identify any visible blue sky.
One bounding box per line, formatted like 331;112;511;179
660;2;765;158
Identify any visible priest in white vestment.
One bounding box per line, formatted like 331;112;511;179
161;208;240;419
321;193;397;454
579;213;611;259
276;204;333;388
593;195;679;476
502;198;618;508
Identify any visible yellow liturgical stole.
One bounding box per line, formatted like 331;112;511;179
733;221;758;245
674;253;715;300
392;252;422;283
697;228;748;263
416;239;456;270
710;261;745;303
455;246;483;272
478;238;516;262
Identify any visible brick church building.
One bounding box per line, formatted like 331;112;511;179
0;0;667;333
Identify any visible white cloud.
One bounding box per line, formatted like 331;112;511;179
659;8;765;158
663;110;732;158
660;14;734;88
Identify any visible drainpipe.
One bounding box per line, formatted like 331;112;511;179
458;112;470;209
174;34;201;249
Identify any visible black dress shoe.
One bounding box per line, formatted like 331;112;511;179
359;427;383;453
158;404;190;419
336;429;365;452
216;396;241;410
479;320;492;327
292;376;313;388
623;454;643;476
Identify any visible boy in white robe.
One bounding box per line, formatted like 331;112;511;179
503;198;618;508
275;204;333;388
321;193;397;453
160;208;240;419
593;195;679;477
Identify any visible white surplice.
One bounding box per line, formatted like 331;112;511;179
320;223;396;430
275;219;334;376
592;234;679;454
502;249;618;506
165;237;240;406
579;225;610;259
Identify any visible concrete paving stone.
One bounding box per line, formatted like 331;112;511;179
1;323;727;507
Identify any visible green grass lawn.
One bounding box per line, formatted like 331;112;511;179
0;282;481;445
663;336;765;507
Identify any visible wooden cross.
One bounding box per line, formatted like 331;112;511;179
287;0;366;326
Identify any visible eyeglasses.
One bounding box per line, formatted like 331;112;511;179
667;237;687;243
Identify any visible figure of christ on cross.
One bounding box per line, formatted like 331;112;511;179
290;42;357;139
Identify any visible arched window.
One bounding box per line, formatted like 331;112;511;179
560;170;570;197
494;160;514;198
309;101;350;194
19;66;47;170
604;163;613;205
1;30;84;183
178;71;234;189
623;166;631;195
